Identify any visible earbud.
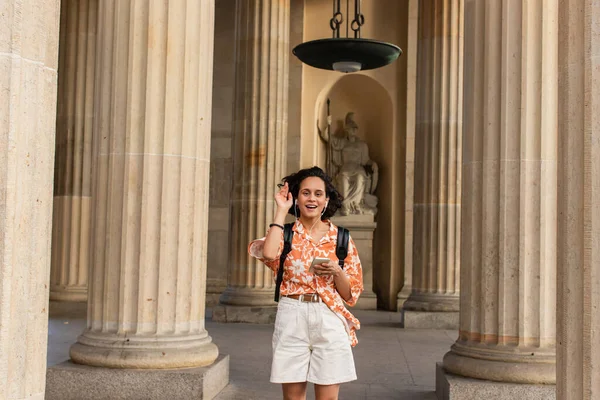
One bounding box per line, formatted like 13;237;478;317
294;199;298;219
321;201;329;216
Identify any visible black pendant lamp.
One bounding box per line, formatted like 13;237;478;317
293;0;402;73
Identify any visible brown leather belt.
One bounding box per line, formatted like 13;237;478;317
283;293;321;303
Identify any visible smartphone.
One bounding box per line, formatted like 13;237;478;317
309;257;330;273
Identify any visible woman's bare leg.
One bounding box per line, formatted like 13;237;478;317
314;383;340;400
282;382;307;400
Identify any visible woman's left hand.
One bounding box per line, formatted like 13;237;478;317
312;261;341;277
314;260;352;301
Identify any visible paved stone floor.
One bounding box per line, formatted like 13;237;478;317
48;303;456;399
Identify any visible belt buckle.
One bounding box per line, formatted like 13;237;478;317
298;294;319;303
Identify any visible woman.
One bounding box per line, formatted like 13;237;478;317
248;166;364;400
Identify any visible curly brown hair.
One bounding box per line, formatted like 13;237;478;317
280;166;343;219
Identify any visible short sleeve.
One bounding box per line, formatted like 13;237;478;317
341;236;364;307
247;228;284;272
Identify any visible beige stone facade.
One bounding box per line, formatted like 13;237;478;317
1;0;599;398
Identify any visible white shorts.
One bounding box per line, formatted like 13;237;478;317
270;296;357;385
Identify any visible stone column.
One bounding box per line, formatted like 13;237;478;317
437;0;557;397
556;1;600;399
205;0;237;307
69;0;220;370
50;0;96;303
216;0;290;321
403;0;463;329
0;0;60;399
397;0;419;311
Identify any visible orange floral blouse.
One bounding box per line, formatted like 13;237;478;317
248;219;364;346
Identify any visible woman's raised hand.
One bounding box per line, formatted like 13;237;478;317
275;182;293;210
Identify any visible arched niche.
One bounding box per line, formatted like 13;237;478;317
315;75;394;177
315;74;396;308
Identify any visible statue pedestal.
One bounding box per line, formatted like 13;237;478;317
331;215;377;310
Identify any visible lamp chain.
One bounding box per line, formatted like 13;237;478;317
351;0;364;38
330;0;364;39
330;0;343;38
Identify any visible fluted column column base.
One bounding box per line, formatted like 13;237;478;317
435;363;555;400
443;342;555;384
403;293;459;329
212;305;277;324
438;338;556;398
218;287;276;306
404;293;460;312
213;288;277;323
70;331;218;369
50;196;91;302
396;285;412;310
49;287;87;302
205;279;227;307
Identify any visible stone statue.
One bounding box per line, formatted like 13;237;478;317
319;112;379;216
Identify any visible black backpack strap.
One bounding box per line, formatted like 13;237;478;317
336;226;350;269
274;223;294;302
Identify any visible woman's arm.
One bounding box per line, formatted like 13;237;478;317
333;266;352;301
339;238;363;306
262;182;293;260
261;208;288;260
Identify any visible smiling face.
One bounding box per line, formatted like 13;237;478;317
296;176;328;219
